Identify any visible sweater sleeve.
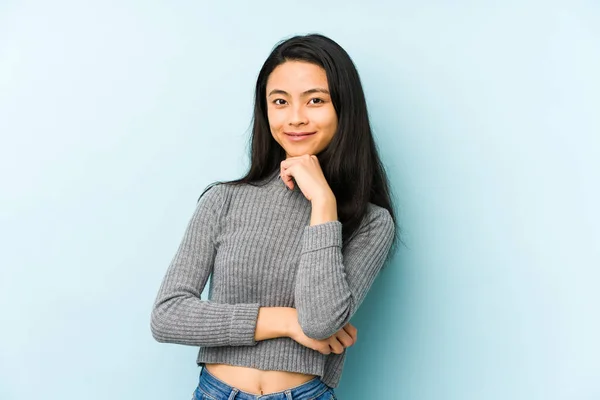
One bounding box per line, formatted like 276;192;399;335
294;206;395;340
150;185;260;347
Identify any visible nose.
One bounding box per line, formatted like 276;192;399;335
288;104;308;126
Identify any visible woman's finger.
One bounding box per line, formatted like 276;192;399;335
279;165;296;190
335;327;354;348
328;337;345;354
343;323;358;343
317;341;331;355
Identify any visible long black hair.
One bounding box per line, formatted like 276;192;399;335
203;33;402;260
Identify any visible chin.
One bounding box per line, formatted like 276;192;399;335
286;148;315;158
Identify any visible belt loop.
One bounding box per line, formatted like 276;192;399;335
285;389;293;400
228;388;239;400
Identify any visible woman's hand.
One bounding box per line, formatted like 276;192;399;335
280;154;334;203
289;322;358;355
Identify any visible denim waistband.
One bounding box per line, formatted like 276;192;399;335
197;367;331;400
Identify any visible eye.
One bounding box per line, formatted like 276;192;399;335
309;98;324;104
273;99;287;105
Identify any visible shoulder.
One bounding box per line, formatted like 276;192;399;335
365;203;394;227
198;180;248;213
198;182;223;202
355;203;395;241
196;182;232;214
360;203;396;242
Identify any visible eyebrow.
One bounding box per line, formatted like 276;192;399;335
267;88;330;97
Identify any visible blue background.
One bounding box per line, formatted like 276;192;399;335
1;1;598;399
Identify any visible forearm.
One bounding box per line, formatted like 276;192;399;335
309;194;337;226
254;307;297;341
295;207;395;340
151;293;260;347
299;196;350;339
295;246;353;340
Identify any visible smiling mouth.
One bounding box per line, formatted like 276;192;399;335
285;132;316;136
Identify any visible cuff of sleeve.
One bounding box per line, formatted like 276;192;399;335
301;220;343;254
229;303;260;346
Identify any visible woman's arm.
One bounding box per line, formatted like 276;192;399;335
257;307;358;355
294;205;395;340
150;185;260;347
254;307;296;341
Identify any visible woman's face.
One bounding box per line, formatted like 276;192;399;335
266;61;338;159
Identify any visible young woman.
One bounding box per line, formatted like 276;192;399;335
151;33;399;400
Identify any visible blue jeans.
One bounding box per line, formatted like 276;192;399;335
192;367;337;400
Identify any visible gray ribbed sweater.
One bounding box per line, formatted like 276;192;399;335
150;170;395;388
